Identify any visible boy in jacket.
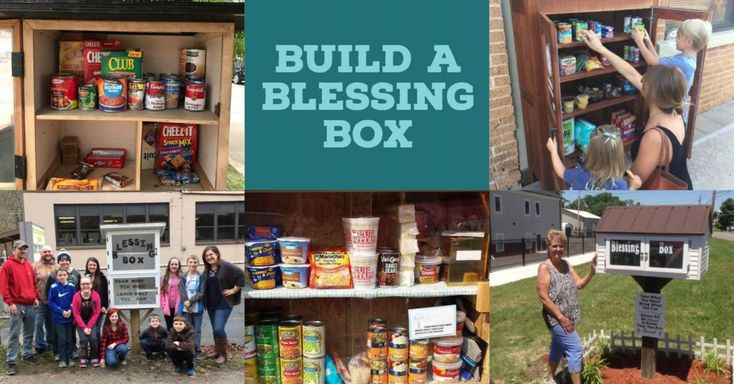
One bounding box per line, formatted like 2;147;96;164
48;269;76;367
140;314;168;360
166;316;196;377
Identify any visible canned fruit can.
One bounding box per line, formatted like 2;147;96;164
179;48;206;79
164;78;181;109
256;319;280;359
280;358;303;384
78;85;96;111
98;76;127;112
145;80;166;111
50;74;78;110
302;321;325;358
388;343;408;362
409;339;430;360
303;356;325;384
279;321;302;359
184;81;207;111
128;78;145;110
245;322;257;359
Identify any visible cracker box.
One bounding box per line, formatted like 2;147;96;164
155;123;198;171
83;39;122;83
141;123;157;170
58;41;84;82
100;50;143;79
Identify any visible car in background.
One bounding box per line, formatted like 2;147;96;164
232;64;244;84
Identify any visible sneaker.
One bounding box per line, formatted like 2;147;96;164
194;351;202;360
67;360;76;368
91;359;100;368
80;359;88;368
174;365;184;373
186;367;195;377
54;354;60;362
72;351;78;360
5;364;17;375
22;355;40;365
58;361;67;368
121;359;127;366
34;348;46;355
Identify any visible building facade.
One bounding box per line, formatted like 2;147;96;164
490;191;561;254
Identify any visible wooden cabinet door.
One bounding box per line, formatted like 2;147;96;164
0;19;23;190
651;7;711;158
539;13;563;188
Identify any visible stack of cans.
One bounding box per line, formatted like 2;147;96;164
279;318;303;384
302;321;326;384
368;319;388;384
388;327;408;384
256;318;282;384
245;320;258;384
408;339;430;384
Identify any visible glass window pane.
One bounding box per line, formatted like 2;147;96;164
217;225;235;241
197;227;214;242
196;203;214;227
649;240;684;269
102;205;124;225
217;203;236;226
80;230;101;245
126;204;146;223
55;206;77;231
79;205;100;233
609;239;642;267
0;28;16;185
57;231;76;247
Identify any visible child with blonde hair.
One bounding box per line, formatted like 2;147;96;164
547;125;641;190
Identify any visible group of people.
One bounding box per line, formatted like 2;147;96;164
0;241;244;377
548;18;713;191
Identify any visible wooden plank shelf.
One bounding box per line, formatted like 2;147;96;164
36;106;220;125
562;94;637;119
560;62;645;83
245;281;480;299
44;161;138;191
558;33;633;49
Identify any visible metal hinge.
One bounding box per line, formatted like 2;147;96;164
14;155;26;180
11;52;23;78
215;102;221;116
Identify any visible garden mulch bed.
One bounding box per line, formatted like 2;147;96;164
601;352;730;384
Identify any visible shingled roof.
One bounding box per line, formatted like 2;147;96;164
595;205;712;235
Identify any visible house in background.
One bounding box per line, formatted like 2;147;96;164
490;191;561;255
562;208;601;237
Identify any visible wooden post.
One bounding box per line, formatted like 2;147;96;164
130;309;141;350
633;276;672;379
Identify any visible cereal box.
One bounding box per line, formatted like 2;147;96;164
155;123;198;171
101;50;143;79
59;41;84;82
83;39;122;83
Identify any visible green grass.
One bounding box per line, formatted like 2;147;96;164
226;164;244;191
490;237;734;384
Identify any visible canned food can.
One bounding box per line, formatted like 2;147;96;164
372;370;388;384
408;369;427;384
389;327;408;347
160;72;178;81
302;356;325;384
280;357;303;384
388;360;408;375
78;85;96;111
408;359;428;372
283;315;303;324
259;362;281;384
245;321;257;359
145;80;166;111
370;359;388;371
180;48;206;79
143;72;156;82
164;78;181;109
388;370;408;384
98;76;127;112
409;339;430;360
128;78;145;110
369;318;388;329
256;319;280;359
246;356;259;381
624;16;632;33
302;321;325;358
184;81;207;111
388;343;408;362
368;326;388;360
278;320;302;359
50;74;78;110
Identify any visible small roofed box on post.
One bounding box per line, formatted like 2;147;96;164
594;205;713;280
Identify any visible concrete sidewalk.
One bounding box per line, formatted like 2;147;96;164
489;251;596;287
690;101;734;189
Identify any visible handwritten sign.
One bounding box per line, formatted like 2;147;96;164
109;233;157;272
408;305;457;340
635;293;665;338
111;276;158;308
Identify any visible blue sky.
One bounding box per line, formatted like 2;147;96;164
560;191;734;211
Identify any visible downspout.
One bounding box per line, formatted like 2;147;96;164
500;0;528;176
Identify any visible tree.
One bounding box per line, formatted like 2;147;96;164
565;192;631;217
716;198;734;230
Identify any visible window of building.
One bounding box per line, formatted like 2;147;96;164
535;201;541;216
667;1;734;31
493;195;502;213
195;201;245;243
54;204;169;247
495;233;504;252
524;200;531;216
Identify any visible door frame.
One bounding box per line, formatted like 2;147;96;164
0;19;23;190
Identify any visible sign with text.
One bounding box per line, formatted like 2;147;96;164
109;233;157;272
635;292;665;338
408;305;457;340
649;240;684;269
609;239;642;267
245;0;489;190
110;276;159;309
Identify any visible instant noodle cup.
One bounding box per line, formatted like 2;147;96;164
278;237;311;264
247;265;279;290
431;359;463;382
342;217;379;256
246;240;278;266
414;256;442;284
350;254;378;289
279;263;310;289
432;336;463;363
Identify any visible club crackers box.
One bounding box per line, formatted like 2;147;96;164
84;39;122;83
101;50;143;79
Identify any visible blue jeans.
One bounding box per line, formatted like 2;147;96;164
77;323;100;360
34;303;54;353
140;338;165;357
55;322;75;362
548;323;584;374
184;312;203;352
104;344;129;367
207;307;233;339
6;304;36;364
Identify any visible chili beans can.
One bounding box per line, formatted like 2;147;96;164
184;81;207;111
245;320;257;359
280;358;303;384
278;320;302;359
128;78;145;110
256;319;280;359
302;356;325;384
302;321;325;358
98;76;127;113
50;74;77;110
145;80;166;111
78;85;96;111
164;78;181;109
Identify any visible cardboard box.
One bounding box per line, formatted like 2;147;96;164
141;123;157;170
101;50;143;79
83;39;122;83
440;231;486;285
59;41;84;82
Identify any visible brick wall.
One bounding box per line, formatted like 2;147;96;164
490;0;521;189
698;44;734;112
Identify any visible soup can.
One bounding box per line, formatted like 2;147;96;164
278;320;302;359
164;78;181;109
78;85;96;111
127;78;145;110
303;356;325;384
280;357;303;384
145;80;166;111
302;321;325;358
98;76;127;113
245;320;257;359
50;74;78;110
143;72;156;82
184;81;207;111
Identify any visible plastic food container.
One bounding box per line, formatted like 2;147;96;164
456;311;466;336
278;237;310;264
432;336;463;363
414;256;442;284
247;265;279;290
279;263;309;289
351;254;378;289
245;240;278;266
342;217;379;256
431;359;463;382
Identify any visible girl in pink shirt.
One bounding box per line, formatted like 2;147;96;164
160;257;182;330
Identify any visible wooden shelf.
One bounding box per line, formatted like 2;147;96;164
245;281;480;299
560;62;645;83
36;106;220;125
45;161;138;191
140;170;205;191
562;94;638;119
558;33;633;49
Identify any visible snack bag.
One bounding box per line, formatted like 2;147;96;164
309;249;352;289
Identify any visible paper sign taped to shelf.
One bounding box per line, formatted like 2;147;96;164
408;304;457;340
635;292;665;338
456;250;482;261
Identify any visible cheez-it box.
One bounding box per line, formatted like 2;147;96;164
156;123;198;171
83;39;121;83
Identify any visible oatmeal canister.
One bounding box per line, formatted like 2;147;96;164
278;320;302;359
50;74;78;110
303;356;325;384
78;85;96;111
280;358;303;384
184;81;207;111
302;321;325;358
98;76;127;113
128;78;145;110
145;80;166;111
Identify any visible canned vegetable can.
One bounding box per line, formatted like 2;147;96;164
278;320;302;359
302;321;325;358
302;356;325;384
